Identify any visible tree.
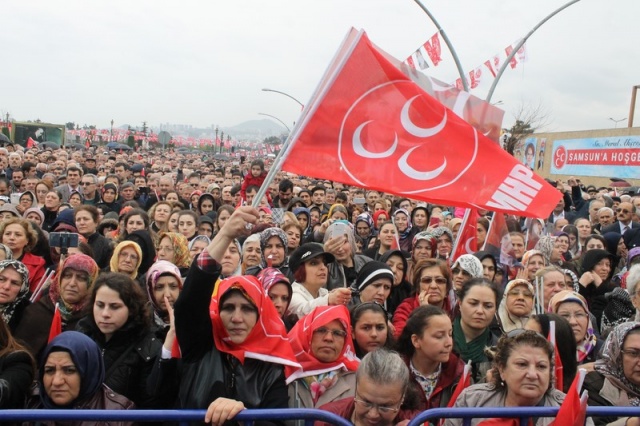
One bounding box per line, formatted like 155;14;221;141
502;102;552;155
263;136;280;145
65;122;76;130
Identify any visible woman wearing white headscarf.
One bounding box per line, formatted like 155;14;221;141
497;278;535;332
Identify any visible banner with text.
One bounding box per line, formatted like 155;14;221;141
551;135;640;178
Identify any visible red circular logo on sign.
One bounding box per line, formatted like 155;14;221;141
338;81;477;193
553;146;566;170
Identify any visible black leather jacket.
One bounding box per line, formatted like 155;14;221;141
173;259;288;423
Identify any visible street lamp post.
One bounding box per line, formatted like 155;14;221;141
261;88;304;109
609;117;627;128
110;119;114;143
215;126;219;154
258;113;291;133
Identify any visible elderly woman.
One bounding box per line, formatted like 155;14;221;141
15;254;99;361
286;305;359;408
0;260;30;333
246;227;291;279
354;213;375;249
188;235;210;260
431;226;454;261
549;290;601;365
241;233;261;274
522;249;548;282
497;279;535;333
28;331;134;420
287;243;351;320
156;231;191;277
109;241;143;280
583;322;640;426
0;217;45;293
444;330;565;426
173;211;300;423
23;207;45;230
392;259;453;338
412;231;437;265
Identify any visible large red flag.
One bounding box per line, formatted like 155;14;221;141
550;369;587;426
451;208;478;262
281;29;560;218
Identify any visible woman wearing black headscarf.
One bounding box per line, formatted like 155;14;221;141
578;249;617;327
29;331;134;421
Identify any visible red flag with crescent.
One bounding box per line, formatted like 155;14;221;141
280;29;560;218
451;208;478;263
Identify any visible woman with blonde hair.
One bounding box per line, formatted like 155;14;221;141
0;217;45;292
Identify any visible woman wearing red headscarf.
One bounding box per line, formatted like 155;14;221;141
286;305;360;409
173;206;301;425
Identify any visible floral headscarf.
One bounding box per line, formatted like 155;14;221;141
109;241;143;279
522;250;547;268
49;254;99;321
157;231;191;269
594;321;640;406
0;260;29;324
354;213;374;236
393;208;413;240
534;236;556;265
0;243;13;261
549;290;597;362
260;227;289;260
451;254;483;278
412;231;437;258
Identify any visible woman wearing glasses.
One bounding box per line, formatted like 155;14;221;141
444;330;565;426
392;259;453;338
396;305;465;413
549;290;602;365
286;305;359;409
497;279;535;333
583;322;640;426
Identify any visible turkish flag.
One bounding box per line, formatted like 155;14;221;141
550;369;587;426
48;304;62;343
451;208;478;262
482;212;519;270
26;137;35;148
548;321;564;392
281;29;560;218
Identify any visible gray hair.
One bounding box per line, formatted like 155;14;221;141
598;206;614;216
83;173;98;184
627;264;640;297
356;348;410;390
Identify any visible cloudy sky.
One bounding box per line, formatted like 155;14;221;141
2;0;638;135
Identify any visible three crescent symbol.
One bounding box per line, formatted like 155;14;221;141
398;95;448;180
352;120;398;158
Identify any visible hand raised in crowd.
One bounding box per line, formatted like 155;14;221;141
324;234;348;256
162;295;176;352
579;271;602;287
328;288;352;306
206;206;259;262
205;397;245;426
515;267;529;281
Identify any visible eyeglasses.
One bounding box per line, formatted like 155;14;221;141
617;208;630;214
420;276;447;285
558;312;588;321
190;183;199;187
80;182;93;186
507;289;534;298
118;253;139;261
621;348;640;360
451;267;471;276
313;327;347;339
354;389;404;414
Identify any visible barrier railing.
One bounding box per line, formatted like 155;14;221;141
0;408;351;426
3;406;640;425
408;406;640;426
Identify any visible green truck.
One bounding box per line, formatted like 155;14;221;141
8;121;66;147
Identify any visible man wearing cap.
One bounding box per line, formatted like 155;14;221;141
83;157;98;175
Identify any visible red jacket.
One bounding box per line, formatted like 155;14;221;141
406;351;465;410
240;172;267;199
20;252;46;293
392;295;453;339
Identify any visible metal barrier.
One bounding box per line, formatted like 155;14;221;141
0;408;352;426
407;406;640;426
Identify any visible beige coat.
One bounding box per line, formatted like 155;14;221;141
288;370;355;409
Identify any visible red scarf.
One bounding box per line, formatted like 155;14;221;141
209;276;300;369
285;305;360;384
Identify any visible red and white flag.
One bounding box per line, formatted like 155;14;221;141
451;208;478;262
26;137;36;148
550;369;588;426
548;321;564;392
281;29;561;218
423;32;443;66
438;360;472;425
482;212;518;268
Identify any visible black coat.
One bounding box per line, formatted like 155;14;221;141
87;232;114;270
173;259;289;424
0;351;34;409
77;317;161;409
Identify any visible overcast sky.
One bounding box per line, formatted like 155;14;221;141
2;0;638;135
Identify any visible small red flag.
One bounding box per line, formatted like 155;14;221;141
548;321;564;392
550;369;587;426
451;208;478;263
447;361;471;407
48;304;62;343
170;336;181;358
26;137;35;149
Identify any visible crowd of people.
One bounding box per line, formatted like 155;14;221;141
1;142;640;426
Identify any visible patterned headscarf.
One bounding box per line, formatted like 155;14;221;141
146;260;183;324
109;241;143;279
0;243;13;261
393;208;413;239
412;231;437;258
354;213;374;235
157;231;191;269
451;254;484;278
534;236;556;265
0;260;29;324
522;250;547;268
549;290;597;362
594;322;640;406
260;227;289;259
49;254;100;321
